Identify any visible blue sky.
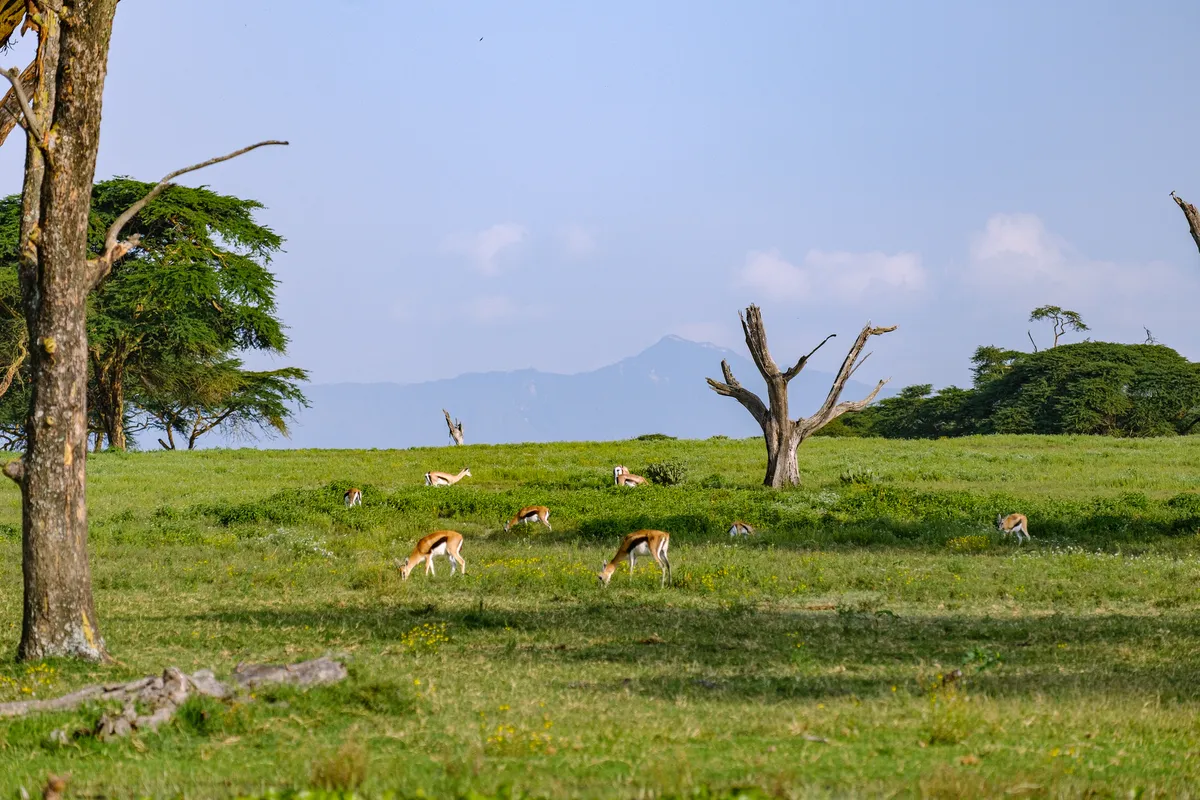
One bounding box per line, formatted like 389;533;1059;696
3;0;1199;391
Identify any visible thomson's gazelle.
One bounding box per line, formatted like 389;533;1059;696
996;513;1031;544
613;465;647;487
425;467;471;487
344;488;363;507
396;530;467;580
728;521;754;537
598;529;672;587
504;505;551;532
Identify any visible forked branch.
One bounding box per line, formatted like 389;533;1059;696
805;322;896;431
0;62;44;145
784;333;836;382
88;139;289;286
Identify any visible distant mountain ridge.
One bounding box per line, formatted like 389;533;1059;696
247;336;889;449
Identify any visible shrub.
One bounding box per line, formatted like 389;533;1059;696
839;467;878;485
635;433;677;441
645;459;688;486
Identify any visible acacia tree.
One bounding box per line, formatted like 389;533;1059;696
0;1;285;661
706;305;895;488
138;357;307;450
1028;305;1089;349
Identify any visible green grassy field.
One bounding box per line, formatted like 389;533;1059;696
0;435;1199;798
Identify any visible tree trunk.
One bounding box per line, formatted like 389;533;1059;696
763;423;803;488
707;305;895;488
12;0;119;662
90;348;126;451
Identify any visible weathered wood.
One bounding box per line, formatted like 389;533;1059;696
232;655;349;688
443;409;464;445
707;305;895;487
1171;191;1200;257
0;658;347;741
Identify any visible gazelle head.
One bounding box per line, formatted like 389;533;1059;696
597;561;616;587
995;514;1004;530
503;519;512;533
396;557;415;581
462;468;472;477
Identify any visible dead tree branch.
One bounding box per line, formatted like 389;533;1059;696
803;322;897;434
0;62;45;145
0;58;37;149
784;333;836;381
88;139;289;286
1171;191;1200;256
1027;330;1039;352
705;359;769;426
443;408;464;445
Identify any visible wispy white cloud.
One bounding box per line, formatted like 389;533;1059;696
559;224;597;259
956;212;1200;347
963;212;1187;300
736;247;926;303
443;223;527;275
466;294;518;324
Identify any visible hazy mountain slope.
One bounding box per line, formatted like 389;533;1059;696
248;336;886;449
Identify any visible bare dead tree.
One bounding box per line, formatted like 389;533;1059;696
0;2;285;661
1144;327;1158;345
443;409;464;446
706;305;895;488
1171;191;1200;256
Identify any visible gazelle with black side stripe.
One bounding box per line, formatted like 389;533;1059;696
396;530;467;580
613;465;647;487
996;513;1031;544
425;467;471;486
504;505;551;532
598;529;672;587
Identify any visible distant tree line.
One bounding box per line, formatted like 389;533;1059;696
820;340;1200;439
0;178;307;451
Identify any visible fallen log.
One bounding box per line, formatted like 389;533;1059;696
0;657;347;741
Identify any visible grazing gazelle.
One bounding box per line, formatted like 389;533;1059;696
728;521;754;537
996;513;1031;544
598;529;672;587
425;467;471;487
613;465;647;487
344;488;363;507
396;530;467;580
504;505;551;532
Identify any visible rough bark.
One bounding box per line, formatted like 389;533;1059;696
707;305;895;488
13;0;119;662
1171;191;1200;256
443;408;464;445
